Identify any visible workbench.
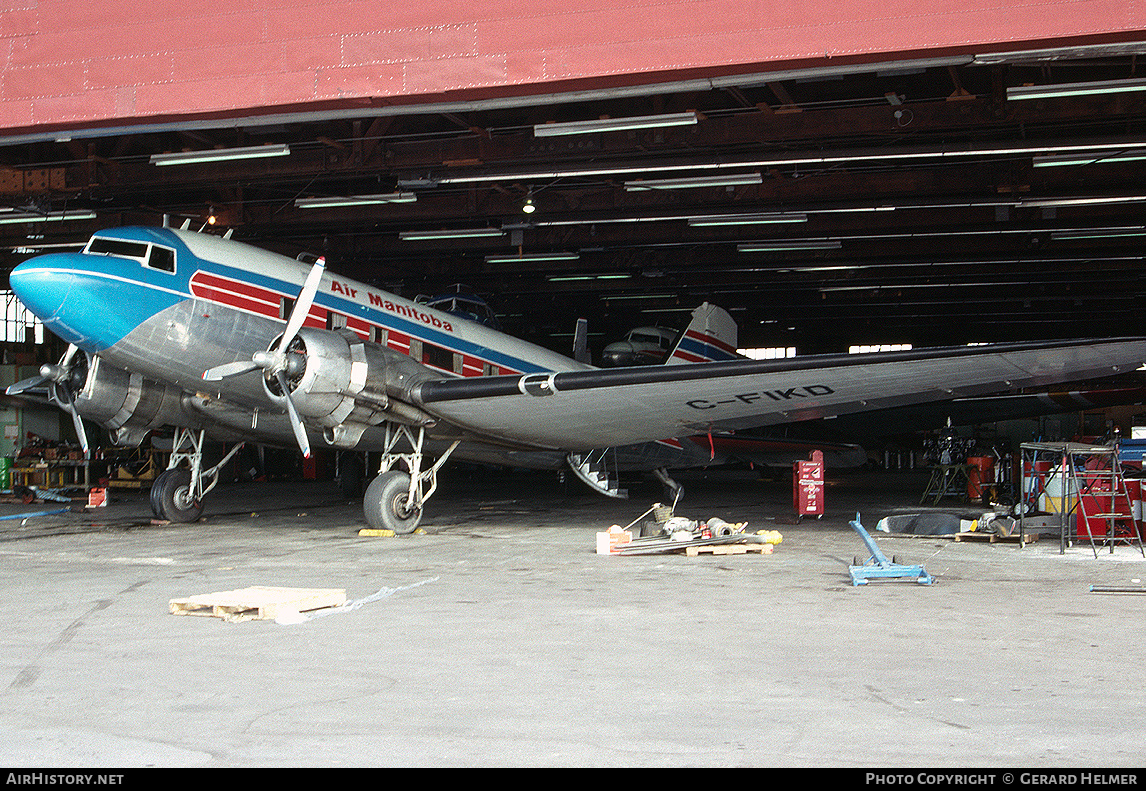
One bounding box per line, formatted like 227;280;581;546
11;459;90;489
920;463;973;505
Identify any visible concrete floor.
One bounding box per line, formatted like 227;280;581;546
0;466;1143;768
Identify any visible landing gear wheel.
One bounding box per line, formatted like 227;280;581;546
364;470;422;534
151;468;203;523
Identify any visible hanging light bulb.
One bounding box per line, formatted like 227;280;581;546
522;196;536;214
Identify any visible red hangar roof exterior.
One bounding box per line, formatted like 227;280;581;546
0;0;1144;135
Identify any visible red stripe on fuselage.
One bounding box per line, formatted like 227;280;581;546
190;271;522;378
190;271;281;318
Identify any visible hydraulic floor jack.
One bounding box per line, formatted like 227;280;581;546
848;512;935;586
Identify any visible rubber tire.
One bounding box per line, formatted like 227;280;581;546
152;468;204;523
363;470;421;534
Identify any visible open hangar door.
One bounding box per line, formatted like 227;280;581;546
0;6;1144;498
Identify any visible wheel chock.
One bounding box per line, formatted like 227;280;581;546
848;512;934;586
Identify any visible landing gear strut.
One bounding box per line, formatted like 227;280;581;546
150;428;244;522
363;423;459;534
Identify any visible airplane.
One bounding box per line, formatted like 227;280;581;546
6;223;1146;533
416;285;502;330
601;325;678;366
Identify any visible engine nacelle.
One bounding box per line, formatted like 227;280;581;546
74;355;191;445
266;328;438;447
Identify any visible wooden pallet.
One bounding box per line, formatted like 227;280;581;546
953;530;1038;545
169;586;346;622
685;543;774;557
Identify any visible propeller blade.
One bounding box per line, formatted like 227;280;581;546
52;381;89;456
61;343;79;366
202;360;260;381
277;257;325;353
6;374;49;396
70;408;89;456
275;371;311;459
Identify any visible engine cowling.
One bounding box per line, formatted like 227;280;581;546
73;355;191;445
264;328;438;447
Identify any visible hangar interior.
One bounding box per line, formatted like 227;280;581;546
0;7;1144;500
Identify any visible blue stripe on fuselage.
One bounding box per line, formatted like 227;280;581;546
12;227;550;375
197;257;550;374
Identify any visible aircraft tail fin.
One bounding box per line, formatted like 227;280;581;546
665;303;741;365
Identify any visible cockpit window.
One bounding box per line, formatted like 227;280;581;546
147;246;175;272
85;237;176;273
86;237;149;259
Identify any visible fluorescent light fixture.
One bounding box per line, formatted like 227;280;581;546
625;173;762;191
547;273;631;281
295;193;417;208
399;228;504;240
688;212;807;226
0;210;97;225
485;252;580;264
435;141;1146;185
150;144;290;166
1050;228;1146;240
535;112;699;137
1034;151;1146;167
1019;195;1146;208
738;239;841;252
1007;77;1146;101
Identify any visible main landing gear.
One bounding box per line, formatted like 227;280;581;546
363;424;459;534
150;428;244;523
149;424;456;531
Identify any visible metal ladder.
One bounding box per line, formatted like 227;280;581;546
567;449;628;499
1072;442;1145;558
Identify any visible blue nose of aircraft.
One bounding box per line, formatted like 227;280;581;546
10;254;74;317
9;253;82;344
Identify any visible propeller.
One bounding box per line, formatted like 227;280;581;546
8;345;91;456
202;257;326;458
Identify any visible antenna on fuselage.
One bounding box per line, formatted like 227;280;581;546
573;318;592;365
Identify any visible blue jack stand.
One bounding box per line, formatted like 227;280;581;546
848;512;935;586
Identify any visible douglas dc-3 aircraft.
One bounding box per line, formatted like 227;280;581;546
7;224;1146;532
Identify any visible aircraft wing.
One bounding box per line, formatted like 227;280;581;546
413;338;1146;451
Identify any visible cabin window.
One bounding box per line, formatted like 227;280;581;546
422;342;454;371
370;326;387;345
146;245;176;273
327;312;346;331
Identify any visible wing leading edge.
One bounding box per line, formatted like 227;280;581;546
412;338;1146;451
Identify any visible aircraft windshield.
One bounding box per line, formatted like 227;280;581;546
86;237;176;273
629;331;672;347
86;237;149;260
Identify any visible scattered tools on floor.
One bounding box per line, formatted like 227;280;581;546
848;512;935;586
596;500;781;556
